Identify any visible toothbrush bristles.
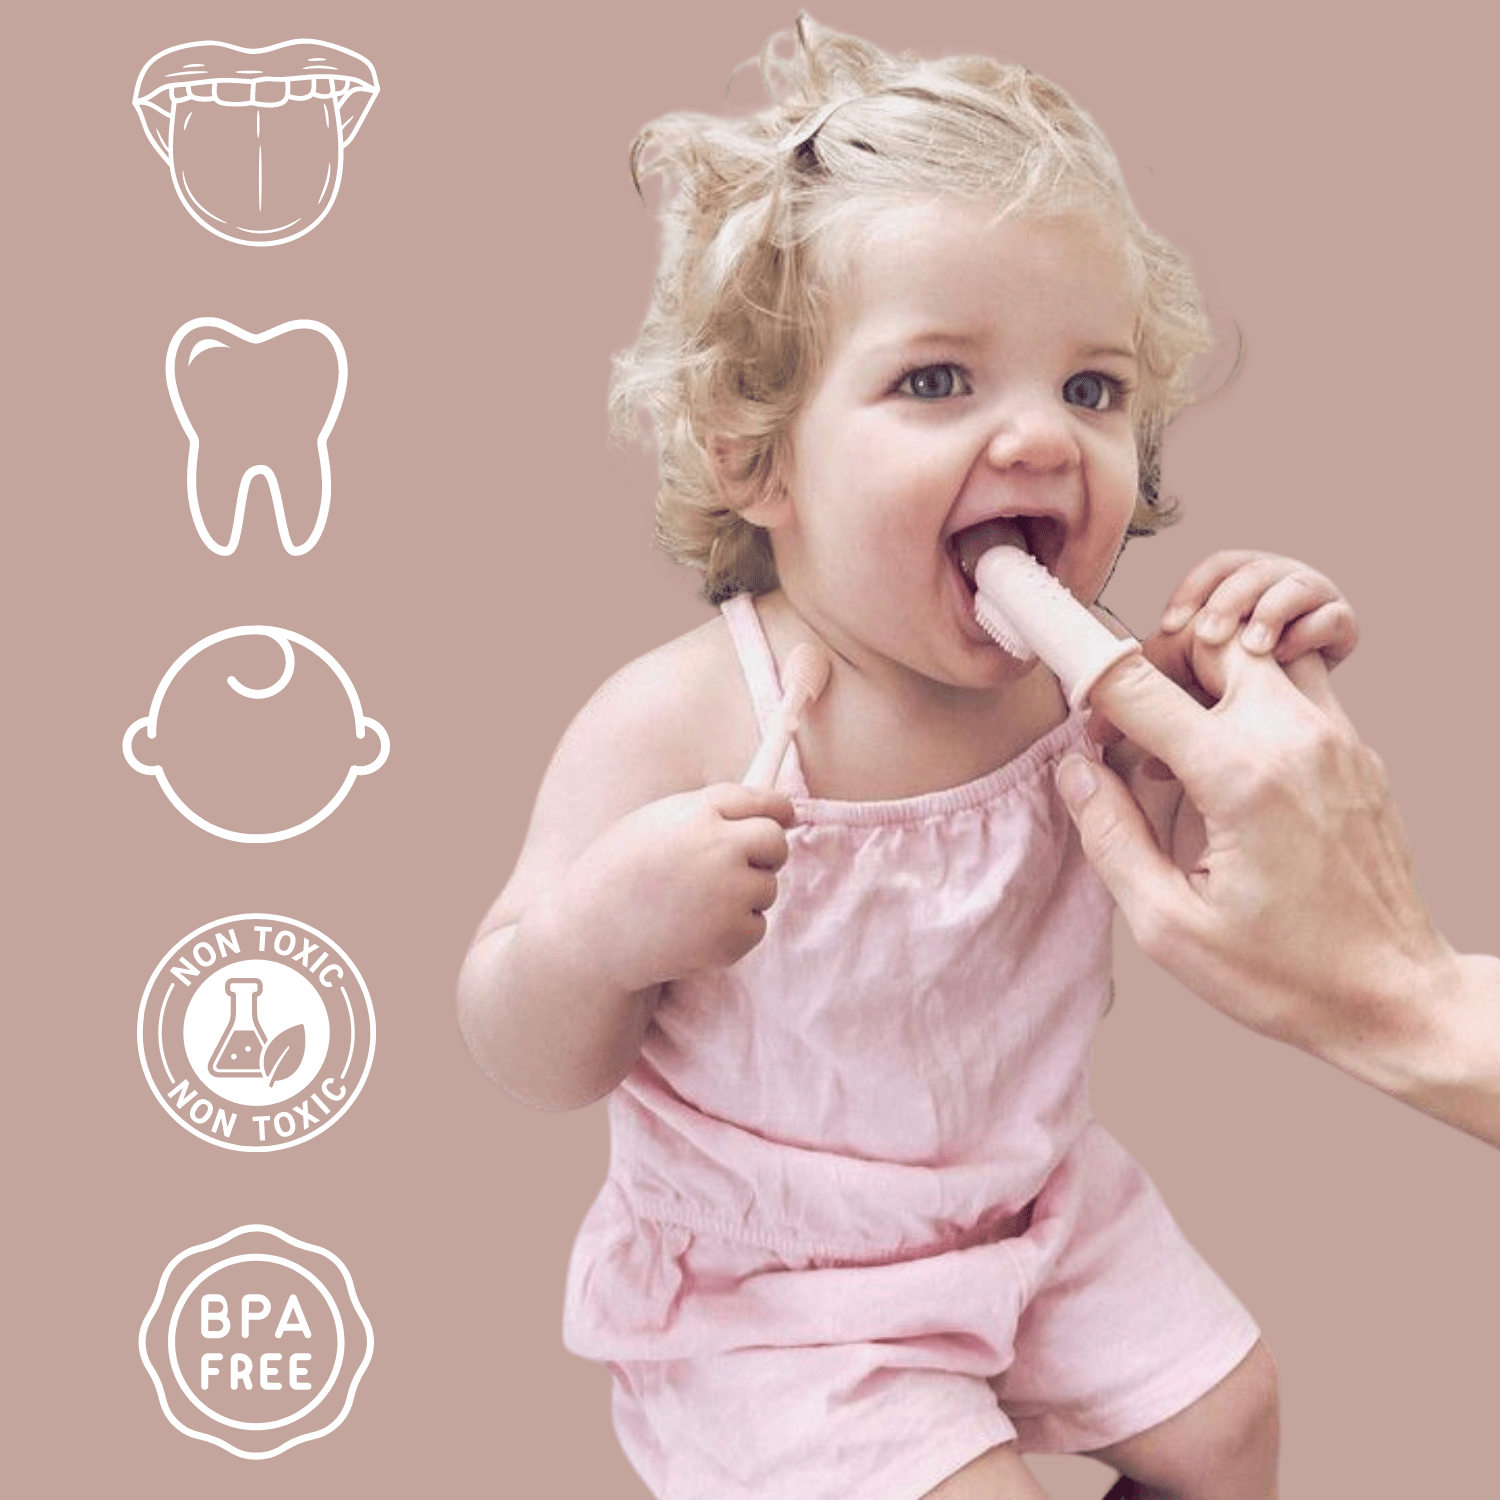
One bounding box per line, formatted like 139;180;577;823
974;592;1035;662
781;643;832;724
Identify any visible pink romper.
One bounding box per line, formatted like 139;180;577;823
564;595;1259;1500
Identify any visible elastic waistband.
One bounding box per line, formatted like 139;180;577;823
609;1077;1081;1262
620;1185;1035;1266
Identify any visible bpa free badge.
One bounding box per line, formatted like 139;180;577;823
140;1225;373;1458
138;914;374;1150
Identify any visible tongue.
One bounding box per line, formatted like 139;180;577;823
954;519;1027;585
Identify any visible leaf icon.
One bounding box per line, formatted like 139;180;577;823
261;1025;306;1086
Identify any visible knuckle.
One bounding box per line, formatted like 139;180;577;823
1105;651;1163;700
1217;749;1284;816
701;781;734;811
1305;714;1351;763
1239;713;1348;804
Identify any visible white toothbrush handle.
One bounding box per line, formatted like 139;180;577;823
743;707;797;790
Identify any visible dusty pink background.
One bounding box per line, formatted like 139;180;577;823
8;1;1498;1494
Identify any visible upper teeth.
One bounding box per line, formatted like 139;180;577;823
166;318;348;556
133;41;379;245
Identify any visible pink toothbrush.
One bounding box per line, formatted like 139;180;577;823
970;544;1140;709
743;643;832;790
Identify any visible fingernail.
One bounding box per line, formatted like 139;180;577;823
1196;612;1232;644
1056;755;1099;810
1242;622;1273;653
1160;605;1190;632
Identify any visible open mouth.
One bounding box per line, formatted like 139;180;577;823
950;518;1032;593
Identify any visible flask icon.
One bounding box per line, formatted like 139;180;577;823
209;978;267;1076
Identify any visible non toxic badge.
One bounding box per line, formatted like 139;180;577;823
138;914;375;1150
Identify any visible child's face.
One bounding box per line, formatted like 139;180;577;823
762;199;1141;691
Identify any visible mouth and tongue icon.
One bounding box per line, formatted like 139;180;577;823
132;41;379;246
166;319;348;556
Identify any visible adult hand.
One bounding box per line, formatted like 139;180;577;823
1057;644;1500;1146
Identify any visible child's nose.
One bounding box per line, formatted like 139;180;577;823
983;395;1080;475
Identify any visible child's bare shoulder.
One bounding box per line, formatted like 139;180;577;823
545;613;756;817
488;616;758;924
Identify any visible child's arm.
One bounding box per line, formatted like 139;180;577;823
457;638;794;1111
1156;549;1359;664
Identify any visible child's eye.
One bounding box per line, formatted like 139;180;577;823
897;364;970;400
1062;371;1127;411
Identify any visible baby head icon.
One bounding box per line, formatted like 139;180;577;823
123;627;389;843
132;41;378;246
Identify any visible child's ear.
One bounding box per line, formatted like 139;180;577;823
711;436;792;530
737;483;790;530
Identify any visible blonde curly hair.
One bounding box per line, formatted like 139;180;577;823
613;15;1211;603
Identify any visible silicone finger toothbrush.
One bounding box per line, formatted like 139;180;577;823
743;642;832;790
965;539;1140;709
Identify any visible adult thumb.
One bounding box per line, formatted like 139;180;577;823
1056;753;1186;941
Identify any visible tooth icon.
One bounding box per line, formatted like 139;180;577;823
132;40;378;246
166;319;347;556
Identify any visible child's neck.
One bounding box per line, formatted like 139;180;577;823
755;591;1069;801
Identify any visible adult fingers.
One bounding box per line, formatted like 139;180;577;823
1280;651;1356;725
1055;753;1201;955
1088;645;1353;808
1193;649;1357;757
1081;652;1219;778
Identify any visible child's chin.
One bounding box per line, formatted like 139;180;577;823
953;639;1038;691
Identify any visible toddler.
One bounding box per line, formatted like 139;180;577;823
459;18;1357;1500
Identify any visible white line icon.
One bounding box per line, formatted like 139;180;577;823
140;1225;374;1458
133;41;379;246
123;627;389;843
165;319;347;555
138;915;376;1151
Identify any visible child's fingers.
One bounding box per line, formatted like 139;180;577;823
1188;556;1317;645
1268;602;1360;667
1159;550;1263;632
705;784;793;870
740;818;791;872
708;783;797;827
1234;570;1345;653
744;866;782;916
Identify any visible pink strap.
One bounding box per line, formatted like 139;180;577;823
720;594;810;798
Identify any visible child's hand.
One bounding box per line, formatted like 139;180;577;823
570;784;795;995
1157;550;1359;666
